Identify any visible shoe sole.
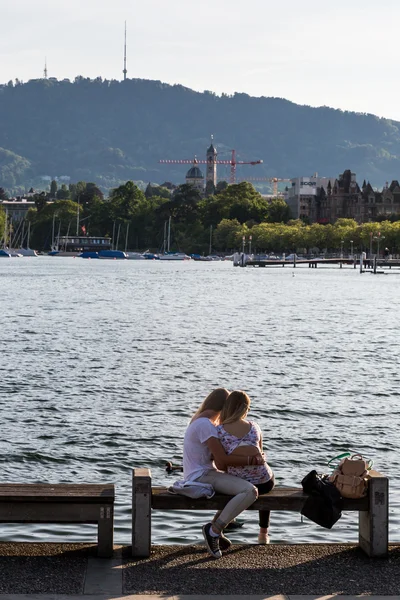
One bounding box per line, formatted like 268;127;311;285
202;525;222;559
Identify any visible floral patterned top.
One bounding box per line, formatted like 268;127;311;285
216;421;273;485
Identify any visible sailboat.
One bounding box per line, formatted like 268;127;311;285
15;222;38;256
158;217;191;261
1;210;22;257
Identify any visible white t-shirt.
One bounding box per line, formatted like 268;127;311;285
183;417;219;481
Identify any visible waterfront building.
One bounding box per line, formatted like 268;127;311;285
0;198;36;222
286;175;335;221
54;235;112;253
327;170;361;222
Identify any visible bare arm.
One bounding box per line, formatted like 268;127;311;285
206;437;262;471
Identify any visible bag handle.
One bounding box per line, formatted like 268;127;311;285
327;452;351;468
328;452;374;471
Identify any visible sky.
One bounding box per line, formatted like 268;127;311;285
1;0;400;120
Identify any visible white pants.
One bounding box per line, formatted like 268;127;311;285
196;470;258;532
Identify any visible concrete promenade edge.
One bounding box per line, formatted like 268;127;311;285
0;594;400;600
1;543;400;598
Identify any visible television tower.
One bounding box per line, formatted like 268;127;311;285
123;21;127;81
43;57;48;79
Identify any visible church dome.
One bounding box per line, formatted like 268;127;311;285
186;166;204;179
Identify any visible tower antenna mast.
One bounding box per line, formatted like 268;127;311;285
44;57;48;79
123;21;127;81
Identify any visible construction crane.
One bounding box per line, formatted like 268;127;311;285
242;177;291;196
159;150;263;184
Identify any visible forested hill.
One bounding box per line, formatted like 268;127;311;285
1;76;400;192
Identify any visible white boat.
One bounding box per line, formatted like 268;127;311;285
14;248;39;257
2;248;23;257
159;253;191;261
126;252;145;260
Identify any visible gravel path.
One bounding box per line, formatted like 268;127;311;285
0;543;91;595
123;544;400;596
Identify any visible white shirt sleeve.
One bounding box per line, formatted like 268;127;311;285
198;419;219;444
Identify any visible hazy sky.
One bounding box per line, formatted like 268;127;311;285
2;0;400;120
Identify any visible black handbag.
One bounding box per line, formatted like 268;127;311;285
301;470;343;529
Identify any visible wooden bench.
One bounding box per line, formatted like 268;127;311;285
132;468;388;558
0;483;115;558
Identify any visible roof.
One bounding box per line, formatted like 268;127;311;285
186;166;204;179
207;143;217;154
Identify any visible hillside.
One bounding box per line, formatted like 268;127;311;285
1;77;400;192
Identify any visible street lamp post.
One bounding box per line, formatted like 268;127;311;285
340;240;344;259
249;235;252;255
350;240;354;258
242;236;245;254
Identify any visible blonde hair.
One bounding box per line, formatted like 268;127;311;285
220;390;251;425
190;388;230;423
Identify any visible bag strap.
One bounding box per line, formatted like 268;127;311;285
327;452;351;468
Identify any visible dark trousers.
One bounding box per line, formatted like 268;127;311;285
256;476;275;528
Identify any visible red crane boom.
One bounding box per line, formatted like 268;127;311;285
159;149;263;184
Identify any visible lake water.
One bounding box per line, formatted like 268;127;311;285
0;257;399;546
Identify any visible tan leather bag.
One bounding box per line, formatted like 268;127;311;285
329;454;369;499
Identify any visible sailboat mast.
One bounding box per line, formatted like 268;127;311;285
76;200;80;236
51;213;55;249
112;221;116;250
167;216;171;253
3;209;8;248
27;222;31;249
163;221;167;253
125;223;130;253
56;221;61;251
116;223;121;250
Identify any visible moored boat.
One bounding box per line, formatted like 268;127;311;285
159;252;191;261
98;249;127;259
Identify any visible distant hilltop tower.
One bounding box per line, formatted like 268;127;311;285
43;57;48;79
206;135;217;186
123;21;127;81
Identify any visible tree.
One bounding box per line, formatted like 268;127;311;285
0;187;8;200
214;219;242;250
266;198;292;223
50;180;58;197
56;184;71;200
109;181;146;222
33;192;47;213
0;206;5;237
205;180;215;197
216;181;228;193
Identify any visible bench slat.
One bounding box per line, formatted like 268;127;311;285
152;486;369;511
0;484;115;503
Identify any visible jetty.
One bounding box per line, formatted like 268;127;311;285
236;255;400;272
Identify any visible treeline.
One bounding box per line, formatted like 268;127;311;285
4;180;400;254
8;181;291;252
2;77;400;192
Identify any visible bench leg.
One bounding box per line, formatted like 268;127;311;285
359;476;389;557
97;505;114;558
132;469;151;557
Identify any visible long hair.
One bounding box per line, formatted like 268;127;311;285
220;390;251;425
190;388;230;423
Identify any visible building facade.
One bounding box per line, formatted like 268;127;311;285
286;176;335;221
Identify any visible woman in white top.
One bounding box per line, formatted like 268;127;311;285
183;388;264;559
216;390;275;544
